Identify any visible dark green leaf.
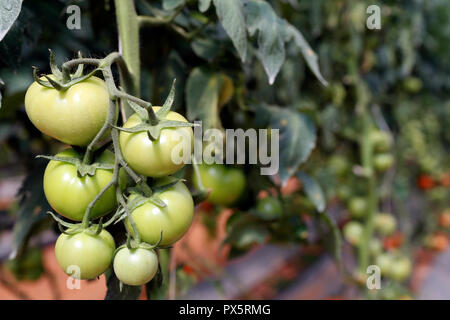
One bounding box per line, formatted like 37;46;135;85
191;38;221;62
146;249;170;299
319;211;342;271
212;0;247;61
105;269;142;300
9;163;51;259
244;0;285;85
257;105;317;184
186;67;223;130
163;0;185;11
199;0;212;12
281;21;328;86
297;171;326;212
0;0;22;41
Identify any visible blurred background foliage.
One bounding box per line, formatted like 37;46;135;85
0;0;449;299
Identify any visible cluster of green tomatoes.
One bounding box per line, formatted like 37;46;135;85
24;67;198;286
341;129;412;283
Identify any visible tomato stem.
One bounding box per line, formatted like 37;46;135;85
114;0;140;119
81;160;120;228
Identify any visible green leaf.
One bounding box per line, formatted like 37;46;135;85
186;67;223;130
319;211;342;271
0;0;22;41
244;0;285;85
198;0;212;12
257;105;317;184
105;269;142;300
223;213;269;250
297;171;326;212
281;21;328;86
146;249;170;299
9;163;51;259
191;38;221;62
212;0;247;61
162;0;185;11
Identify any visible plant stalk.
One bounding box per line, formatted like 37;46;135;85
115;0;140;119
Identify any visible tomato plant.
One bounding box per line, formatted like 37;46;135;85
2;0;449;301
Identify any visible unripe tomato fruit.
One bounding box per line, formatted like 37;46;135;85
193;163;246;206
328;155;350;176
256;196;283;220
374;213;397;236
125;180;194;246
375;253;394;276
336;185;352;201
373;153;394;172
369;130;392;153
369;238;383;256
119;107;193;177
25;76;110;146
44;148;125;221
403;77;423;93
389;256;412;282
113;247;158;286
348;197;367;218
343;221;364;245
55;229;115;279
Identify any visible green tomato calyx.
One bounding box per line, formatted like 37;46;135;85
112;80;199;141
33;50;99;91
37;154;114;177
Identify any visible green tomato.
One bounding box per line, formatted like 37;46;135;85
125;180;194;246
328;155;350;176
119;107;193;177
348;197;367;219
374;153;395;172
256;196;283;220
193;163;246;206
376;253;394;276
403;77;423;93
25;76;110;146
389;256;412;282
374;213;397;236
343;221;364;245
113;247;158;286
369;239;383;256
55;229;115;279
337;185;352;201
44;148;125;221
369;130;393;153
